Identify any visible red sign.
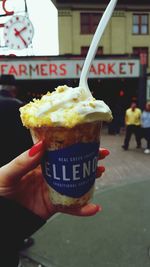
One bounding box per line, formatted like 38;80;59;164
0;58;140;80
0;0;14;29
2;0;14;15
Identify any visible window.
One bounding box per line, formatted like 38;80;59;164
133;14;149;35
81;46;103;56
80;13;101;34
133;47;149;66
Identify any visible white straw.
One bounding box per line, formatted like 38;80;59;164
79;0;118;94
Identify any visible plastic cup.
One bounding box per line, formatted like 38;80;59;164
30;121;101;208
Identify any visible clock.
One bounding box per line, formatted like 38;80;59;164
3;15;34;49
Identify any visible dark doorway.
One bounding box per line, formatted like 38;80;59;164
0;76;139;135
89;78;139;134
90;78;138;108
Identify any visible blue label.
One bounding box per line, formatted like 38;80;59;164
41;142;100;198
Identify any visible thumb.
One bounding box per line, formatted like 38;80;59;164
0;141;45;186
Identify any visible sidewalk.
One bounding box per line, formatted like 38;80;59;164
21;131;150;267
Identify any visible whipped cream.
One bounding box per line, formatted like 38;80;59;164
20;85;113;128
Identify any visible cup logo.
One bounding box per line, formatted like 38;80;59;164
41;142;100;198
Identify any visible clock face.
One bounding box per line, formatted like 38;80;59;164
3;15;34;50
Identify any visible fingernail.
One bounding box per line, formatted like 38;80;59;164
103;149;110;156
98;149;110;159
29;140;44;157
100;166;105;172
96;166;105;176
96;205;102;212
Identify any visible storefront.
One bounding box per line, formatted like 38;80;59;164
0;55;144;112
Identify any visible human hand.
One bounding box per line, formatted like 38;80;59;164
0;141;109;219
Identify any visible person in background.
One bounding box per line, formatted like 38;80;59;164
0;85;33;166
141;102;150;154
0;141;109;267
108;103;124;135
122;102;142;150
0;84;34;249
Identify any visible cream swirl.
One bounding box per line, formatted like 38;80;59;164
20;85;113;128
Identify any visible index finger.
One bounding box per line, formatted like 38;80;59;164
0;141;45;186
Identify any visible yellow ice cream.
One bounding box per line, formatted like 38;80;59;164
20;85;112;128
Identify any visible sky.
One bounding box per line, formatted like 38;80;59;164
26;0;59;55
0;0;59;56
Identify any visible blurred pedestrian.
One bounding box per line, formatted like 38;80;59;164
0;84;34;250
111;103;124;135
122;102;141;150
141;102;150;154
0;85;33;166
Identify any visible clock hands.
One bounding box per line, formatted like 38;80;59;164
14;27;27;47
15;26;27;34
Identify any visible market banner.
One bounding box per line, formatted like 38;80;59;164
0;58;140;80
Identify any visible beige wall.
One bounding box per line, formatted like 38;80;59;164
58;9;150;71
58;10;73;54
110;13;126;54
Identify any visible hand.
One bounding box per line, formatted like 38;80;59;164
0;141;109;219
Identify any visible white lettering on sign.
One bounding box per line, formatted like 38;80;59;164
0;58;140;79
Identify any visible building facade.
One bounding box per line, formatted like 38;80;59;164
49;0;150;133
50;0;149;111
53;0;150;71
